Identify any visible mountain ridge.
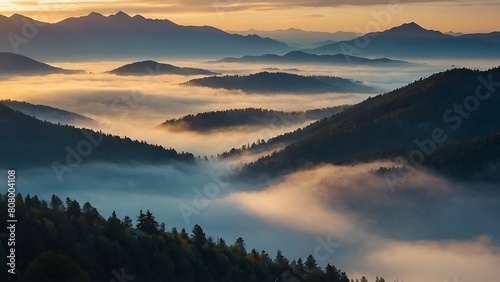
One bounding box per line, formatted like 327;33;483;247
0;52;82;75
182;72;377;94
211;51;411;66
0;103;194;168
160;106;351;132
310;22;500;58
243;66;500;179
0;12;290;60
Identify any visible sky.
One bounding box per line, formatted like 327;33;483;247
0;0;499;33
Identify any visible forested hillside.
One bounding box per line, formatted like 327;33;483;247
0;194;384;282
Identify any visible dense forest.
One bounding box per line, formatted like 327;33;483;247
182;72;376;94
161;106;350;132
0;104;194;168
0;193;386;282
241;67;500;180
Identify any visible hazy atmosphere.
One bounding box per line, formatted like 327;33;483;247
1;1;500;282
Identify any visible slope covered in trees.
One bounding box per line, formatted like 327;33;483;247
0;100;96;126
182;72;377;94
0;193;384;282
0;104;193;168
243;67;500;179
161;106;350;132
0;53;81;75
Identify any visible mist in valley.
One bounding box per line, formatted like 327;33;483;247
2;58;500;281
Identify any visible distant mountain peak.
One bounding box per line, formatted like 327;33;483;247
9;13;26;19
87;12;104;18
402;22;420;28
133;14;145;20
112;11;131;18
383;22;447;37
392;22;425;31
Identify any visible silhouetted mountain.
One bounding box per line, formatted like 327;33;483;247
229;28;361;49
161;106;350;132
0;12;290;60
459;32;500;43
0;104;193;168
108;60;219;76
445;31;464;37
244;66;500;179
0;52;81;75
311;22;500;58
0;100;96;126
211;51;410;66
182;72;377;94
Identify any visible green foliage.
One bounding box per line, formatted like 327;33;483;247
0;193;385;282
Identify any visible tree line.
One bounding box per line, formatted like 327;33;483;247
0;193;389;282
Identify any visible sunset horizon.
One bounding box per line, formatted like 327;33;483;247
1;1;500;282
1;0;499;33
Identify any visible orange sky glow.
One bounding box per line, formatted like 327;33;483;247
0;0;499;33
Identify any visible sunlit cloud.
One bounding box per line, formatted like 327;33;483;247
350;237;500;281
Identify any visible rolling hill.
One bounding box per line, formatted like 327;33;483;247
242;66;500;179
0;100;95;125
160;106;351;132
108;61;219;76
0;103;193;168
0;52;81;75
182;72;377;94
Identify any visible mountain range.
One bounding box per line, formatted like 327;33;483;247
229;28;362;49
0;12;289;60
108;61;219;76
183;72;376;94
236;66;500;180
211;51;410;66
310;22;500;59
2;13;498;61
0;52;81;75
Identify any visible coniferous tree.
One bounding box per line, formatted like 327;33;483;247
50;194;64;211
122;215;132;228
235;237;247;255
305;254;320;272
192;224;207;248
